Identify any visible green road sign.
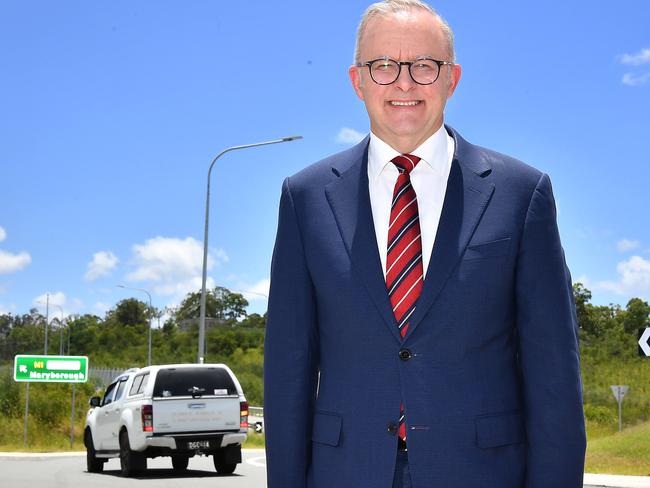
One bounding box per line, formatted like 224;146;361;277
14;355;89;383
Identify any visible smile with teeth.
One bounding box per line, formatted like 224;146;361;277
389;100;421;106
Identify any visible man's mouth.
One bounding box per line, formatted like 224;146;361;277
389;100;421;107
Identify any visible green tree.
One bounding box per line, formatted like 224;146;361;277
239;312;266;329
6;310;45;357
573;283;608;337
0;314;13;360
67;314;102;356
108;298;149;328
622;297;650;334
173;287;249;326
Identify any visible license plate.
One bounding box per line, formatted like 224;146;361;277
186;440;210;450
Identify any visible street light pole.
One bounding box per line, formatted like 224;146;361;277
44;293;49;354
197;136;302;364
53;304;65;355
117;285;153;366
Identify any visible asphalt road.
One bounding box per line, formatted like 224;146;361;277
0;450;619;487
0;449;267;488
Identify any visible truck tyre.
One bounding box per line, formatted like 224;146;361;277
213;459;237;475
171;455;189;471
119;430;146;476
85;430;104;473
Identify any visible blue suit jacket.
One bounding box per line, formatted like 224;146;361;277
264;126;586;488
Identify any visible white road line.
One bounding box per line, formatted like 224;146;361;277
246;455;266;468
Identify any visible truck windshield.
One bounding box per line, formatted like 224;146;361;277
152;367;236;398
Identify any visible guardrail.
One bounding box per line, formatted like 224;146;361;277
248;406;264;433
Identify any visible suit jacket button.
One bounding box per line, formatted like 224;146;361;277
399;348;412;361
387;422;398;435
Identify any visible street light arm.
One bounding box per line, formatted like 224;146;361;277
198;135;302;363
117;284;152;305
206;136;304;183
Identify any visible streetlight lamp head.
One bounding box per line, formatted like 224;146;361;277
282;135;303;142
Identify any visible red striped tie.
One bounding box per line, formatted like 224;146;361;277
386;154;424;444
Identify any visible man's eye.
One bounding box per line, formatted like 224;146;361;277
413;62;435;71
376;63;394;71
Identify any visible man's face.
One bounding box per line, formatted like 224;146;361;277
349;10;461;153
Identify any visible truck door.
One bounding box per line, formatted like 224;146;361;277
102;377;129;450
94;381;117;450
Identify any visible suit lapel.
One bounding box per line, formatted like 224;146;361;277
324;128;495;343
402;127;495;340
325;140;404;343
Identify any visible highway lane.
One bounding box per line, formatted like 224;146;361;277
0;450;625;487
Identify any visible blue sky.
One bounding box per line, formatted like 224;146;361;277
1;0;649;322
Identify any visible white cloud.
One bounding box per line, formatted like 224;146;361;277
93;301;111;315
31;293;83;319
84;251;119;281
0;227;31;274
126;236;227;300
234;278;270;302
594;255;650;297
621;48;650;66
617;239;641;253
32;291;70;319
336;127;366;145
150;275;215;301
574;274;591;288
0;250;31;274
622;72;650;86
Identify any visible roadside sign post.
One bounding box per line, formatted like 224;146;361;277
70;385;76;448
23;383;29;448
14;355;89;448
610;385;629;432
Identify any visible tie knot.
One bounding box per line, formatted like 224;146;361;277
392;154;421;175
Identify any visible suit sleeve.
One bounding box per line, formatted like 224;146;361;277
264;177;319;488
515;173;586;487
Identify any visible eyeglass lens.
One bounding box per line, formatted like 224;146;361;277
370;59;440;85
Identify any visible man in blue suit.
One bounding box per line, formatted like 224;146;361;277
264;1;586;487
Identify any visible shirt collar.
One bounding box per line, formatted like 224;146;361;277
367;124;450;181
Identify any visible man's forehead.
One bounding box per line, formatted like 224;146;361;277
360;11;446;56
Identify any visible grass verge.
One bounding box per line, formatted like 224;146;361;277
585;420;650;476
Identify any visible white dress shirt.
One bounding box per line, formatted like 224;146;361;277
367;125;455;279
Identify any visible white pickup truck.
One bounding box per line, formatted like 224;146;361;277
84;363;248;476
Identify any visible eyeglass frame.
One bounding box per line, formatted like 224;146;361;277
355;56;454;85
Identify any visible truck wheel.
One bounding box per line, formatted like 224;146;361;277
171;455;189;471
119;430;146;476
213;459;237;475
85;430;104;473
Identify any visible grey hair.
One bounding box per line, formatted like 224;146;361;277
354;0;456;63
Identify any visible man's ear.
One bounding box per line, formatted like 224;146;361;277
446;63;462;98
349;65;365;101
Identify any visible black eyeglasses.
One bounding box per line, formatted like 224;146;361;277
356;56;454;85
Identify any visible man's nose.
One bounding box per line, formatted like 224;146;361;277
394;65;416;91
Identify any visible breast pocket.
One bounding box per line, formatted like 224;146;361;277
463;237;511;261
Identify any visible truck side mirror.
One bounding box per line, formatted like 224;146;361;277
89;396;101;407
